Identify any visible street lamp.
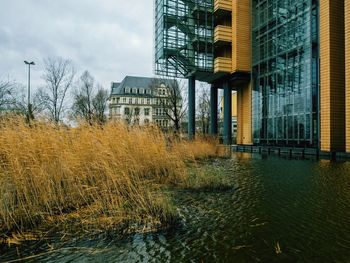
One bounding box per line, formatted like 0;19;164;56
24;61;35;121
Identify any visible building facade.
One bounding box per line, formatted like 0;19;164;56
109;76;175;128
155;0;350;152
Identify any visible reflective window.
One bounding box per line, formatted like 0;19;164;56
252;0;319;147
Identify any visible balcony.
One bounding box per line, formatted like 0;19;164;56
214;57;232;73
214;0;232;13
214;25;232;44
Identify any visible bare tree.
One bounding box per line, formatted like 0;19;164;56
197;83;210;134
39;57;75;123
72;71;109;125
92;86;109;124
72;71;95;124
0;78;15;112
151;78;187;133
12;84;44;118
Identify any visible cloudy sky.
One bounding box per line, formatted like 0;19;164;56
0;0;154;90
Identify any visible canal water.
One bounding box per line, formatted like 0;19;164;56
2;153;350;262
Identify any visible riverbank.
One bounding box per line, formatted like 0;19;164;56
0;119;229;244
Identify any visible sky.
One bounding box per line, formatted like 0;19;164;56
0;0;154;91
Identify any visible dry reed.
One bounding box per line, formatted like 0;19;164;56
0;118;220;239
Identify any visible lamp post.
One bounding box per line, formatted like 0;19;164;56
24;60;35;121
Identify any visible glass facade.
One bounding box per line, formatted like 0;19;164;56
252;0;319;147
154;0;214;79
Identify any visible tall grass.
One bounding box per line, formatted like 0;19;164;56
0;118;219;238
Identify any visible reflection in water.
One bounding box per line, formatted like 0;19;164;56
2;154;350;262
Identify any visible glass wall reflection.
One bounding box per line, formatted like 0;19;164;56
252;0;319;147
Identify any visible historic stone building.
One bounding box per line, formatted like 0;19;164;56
109;76;175;128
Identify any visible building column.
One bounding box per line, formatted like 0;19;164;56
223;82;232;145
210;84;218;136
346;0;350;153
237;83;252;145
320;0;346;152
188;75;196;140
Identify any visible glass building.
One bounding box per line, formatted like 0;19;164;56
154;0;214;81
155;0;349;152
252;0;319;147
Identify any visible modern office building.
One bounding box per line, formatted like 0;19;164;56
155;0;349;152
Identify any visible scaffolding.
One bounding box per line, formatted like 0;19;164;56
154;0;214;80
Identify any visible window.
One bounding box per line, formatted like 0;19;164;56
135;107;140;115
144;108;150;116
132;88;137;94
123;98;126;103
144;119;149;124
125;87;130;93
140;88;144;94
141;99;144;104
124;107;130;115
129;98;132;104
147;99;150;104
135;98;139;104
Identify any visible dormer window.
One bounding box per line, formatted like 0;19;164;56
125;87;131;93
132;88;137;94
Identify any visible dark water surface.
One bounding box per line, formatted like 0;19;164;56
2;153;350;263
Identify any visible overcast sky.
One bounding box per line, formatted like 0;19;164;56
0;0;154;91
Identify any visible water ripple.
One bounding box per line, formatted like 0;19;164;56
3;154;350;262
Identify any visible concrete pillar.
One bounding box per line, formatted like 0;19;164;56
210;84;218;135
188;76;196;140
223;82;232;145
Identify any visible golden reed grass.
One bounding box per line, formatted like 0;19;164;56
0;118;219;238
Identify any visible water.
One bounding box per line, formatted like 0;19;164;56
2;153;350;262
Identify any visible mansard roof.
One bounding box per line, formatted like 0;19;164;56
110;76;176;97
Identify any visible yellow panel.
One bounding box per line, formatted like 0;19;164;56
237;83;252;145
232;0;251;73
232;92;237;117
320;0;346;152
346;0;350;153
214;25;232;43
214;57;232;73
214;0;232;13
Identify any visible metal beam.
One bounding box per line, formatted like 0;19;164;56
188;75;196;140
223;82;232;145
210;84;218;135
